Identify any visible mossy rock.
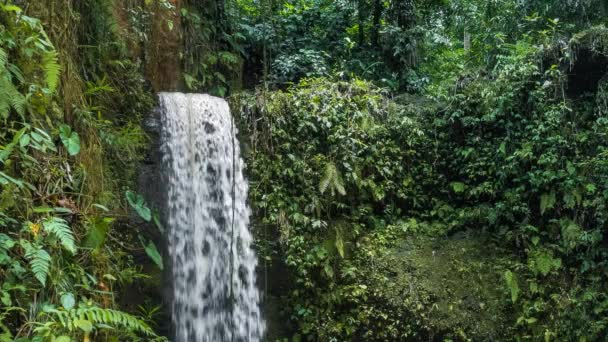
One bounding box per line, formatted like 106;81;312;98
364;229;515;340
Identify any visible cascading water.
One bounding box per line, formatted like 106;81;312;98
159;93;265;341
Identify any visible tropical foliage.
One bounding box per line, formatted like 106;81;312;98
2;0;608;340
0;1;164;340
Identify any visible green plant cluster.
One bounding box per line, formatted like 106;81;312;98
233;78;452;339
430;26;608;339
233;24;608;340
0;1;165;341
235;0;422;90
181;0;244;96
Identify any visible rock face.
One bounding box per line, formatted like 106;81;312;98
138;105;166;220
145;1;184;91
135;101;173;337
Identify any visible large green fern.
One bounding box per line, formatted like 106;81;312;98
42;217;76;254
82;307;155;335
22;241;51;286
41;50;60;92
43;305;156;337
319;161;346;196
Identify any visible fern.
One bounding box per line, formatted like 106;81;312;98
42;217;76;254
0;233;15;254
0;48;7;68
22;241;51;286
0;75;25;119
82;307;155;335
44;306;156;336
0;46;26;119
6;79;25;115
319;161;346;196
41;50;60;92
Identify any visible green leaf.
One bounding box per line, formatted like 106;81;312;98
2;5;22;13
55;336;71;342
540;191;555;215
33;206;72;214
319;161;346;196
450;182;466;193
1;291;11;306
152;211;164;234
92;203;110;212
210;85;227;97
0;172;24;188
335;228;344;258
142;238;163;270
84;217;114;250
74;319;93;333
60;293;75;310
323;263;334;278
531;236;540;246
22;241;51;286
560;219;583;251
504;270;519;303
529;249;561;276
19;133;30;148
42;51;60;92
184;73;196;90
59;125;80;156
42;217;76;254
126;191;151;221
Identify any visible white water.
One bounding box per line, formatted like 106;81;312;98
159;93;264;341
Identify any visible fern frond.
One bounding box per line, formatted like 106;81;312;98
22;241;51;286
7;63;24;84
319;161;346;196
6;82;25;116
333;170;346;196
0;77;24;118
0;48;7;69
80;307;155;336
319;162;335;194
0;233;15;255
41;51;60;92
42;217;76;254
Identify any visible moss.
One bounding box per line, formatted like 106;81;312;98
569;25;608;58
364;229;514;339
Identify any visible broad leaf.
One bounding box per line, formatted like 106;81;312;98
126;190;151;221
60;292;75;310
59;125;80;156
84;217;114;250
142;238;163;270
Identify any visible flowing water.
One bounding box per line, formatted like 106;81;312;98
159;93;264;341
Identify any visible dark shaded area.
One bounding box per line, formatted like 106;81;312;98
567;49;608;98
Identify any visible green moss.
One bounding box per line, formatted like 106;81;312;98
570;25;608;57
360;228;515;340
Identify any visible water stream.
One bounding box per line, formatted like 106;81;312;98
159;93;264;341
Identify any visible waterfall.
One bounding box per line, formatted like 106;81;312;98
159;93;265;341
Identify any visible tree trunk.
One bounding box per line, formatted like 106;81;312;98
358;0;365;46
371;0;381;47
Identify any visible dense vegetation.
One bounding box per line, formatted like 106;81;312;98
1;0;607;341
0;1;163;341
234;0;608;340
